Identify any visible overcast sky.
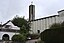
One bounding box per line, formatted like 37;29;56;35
0;0;64;23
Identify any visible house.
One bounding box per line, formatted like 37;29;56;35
0;20;20;41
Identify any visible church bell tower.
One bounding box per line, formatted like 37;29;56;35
29;2;35;21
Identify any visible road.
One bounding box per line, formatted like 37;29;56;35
26;39;38;43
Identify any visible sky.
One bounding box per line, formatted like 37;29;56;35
0;0;64;23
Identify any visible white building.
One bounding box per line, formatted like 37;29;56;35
30;10;64;34
0;20;20;40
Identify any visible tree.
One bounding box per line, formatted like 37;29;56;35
12;16;30;34
11;16;31;42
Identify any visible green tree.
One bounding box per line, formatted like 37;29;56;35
12;16;30;34
11;16;31;42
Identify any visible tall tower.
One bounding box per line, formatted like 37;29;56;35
29;2;35;21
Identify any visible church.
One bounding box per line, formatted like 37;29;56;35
29;4;64;34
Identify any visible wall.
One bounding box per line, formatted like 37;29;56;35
0;31;19;40
59;11;64;23
30;15;59;34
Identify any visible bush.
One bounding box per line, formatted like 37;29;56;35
40;28;64;43
12;34;27;43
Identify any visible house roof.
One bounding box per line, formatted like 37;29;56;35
3;20;11;26
2;20;20;30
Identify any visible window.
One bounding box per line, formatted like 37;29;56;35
5;25;11;28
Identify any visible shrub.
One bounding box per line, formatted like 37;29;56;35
12;34;27;43
40;28;64;43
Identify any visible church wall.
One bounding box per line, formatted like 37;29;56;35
52;17;55;24
59;11;64;23
33;21;36;33
43;19;46;30
30;15;60;34
29;22;33;34
55;16;59;23
48;17;52;27
30;21;36;34
37;20;41;31
29;4;64;34
29;7;64;34
40;19;44;32
46;18;49;29
35;21;38;33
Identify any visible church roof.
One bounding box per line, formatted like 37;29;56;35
3;20;11;26
58;9;64;13
30;15;59;21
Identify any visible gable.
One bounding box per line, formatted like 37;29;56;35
3;20;20;30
